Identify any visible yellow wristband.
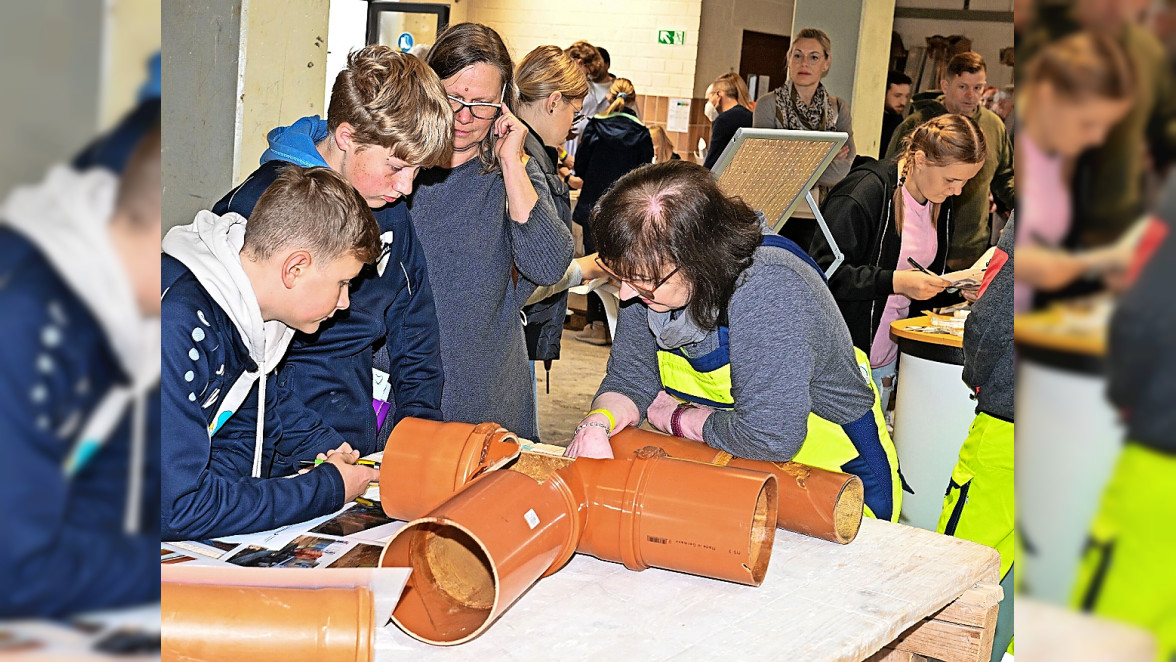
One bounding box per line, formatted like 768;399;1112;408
586;408;616;431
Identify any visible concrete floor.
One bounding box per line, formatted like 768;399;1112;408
535;327;611;445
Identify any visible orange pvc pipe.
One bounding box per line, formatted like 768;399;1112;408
610;427;864;544
381;450;777;645
562;447;777;585
379;418;520;520
379;469;581;646
162;582;373;662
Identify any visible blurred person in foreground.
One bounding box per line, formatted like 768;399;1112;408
938;216;1016;660
0;122;161;617
1016;32;1135;313
1071;172;1176;662
1021;0;1176;249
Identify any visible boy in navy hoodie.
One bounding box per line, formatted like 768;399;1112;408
214;46;453;471
0;125;161;616
161;166;381;541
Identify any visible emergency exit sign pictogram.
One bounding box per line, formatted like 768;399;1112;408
657;30;686;45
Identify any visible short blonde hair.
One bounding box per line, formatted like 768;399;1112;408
514;45;589;109
244;166;381;265
327;46;453;168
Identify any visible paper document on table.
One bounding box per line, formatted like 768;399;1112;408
941;267;986;290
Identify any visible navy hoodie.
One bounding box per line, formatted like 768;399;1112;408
161;211;346;541
0;167;160;617
213;116;444;468
572;108;655;235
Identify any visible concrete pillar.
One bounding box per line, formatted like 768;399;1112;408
162;0;329;233
790;0;895;159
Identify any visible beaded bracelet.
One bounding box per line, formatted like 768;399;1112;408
670;403;693;438
574;420;610;436
585;408;616;431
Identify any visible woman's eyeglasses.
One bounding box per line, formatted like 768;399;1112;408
595;257;680;300
448;82;506;121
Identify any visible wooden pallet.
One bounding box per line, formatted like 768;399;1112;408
866;582;1003;662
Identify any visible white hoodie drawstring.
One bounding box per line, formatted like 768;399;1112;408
124;391;145;534
253;357;266;478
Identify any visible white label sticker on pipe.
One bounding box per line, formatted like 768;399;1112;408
524;509;539;530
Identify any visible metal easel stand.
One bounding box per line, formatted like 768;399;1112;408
808;190;843;279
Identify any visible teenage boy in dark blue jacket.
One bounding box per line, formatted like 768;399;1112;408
0;125;162;617
214;47;453;471
161;167;381;541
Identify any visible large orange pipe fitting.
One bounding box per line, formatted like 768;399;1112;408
162;582;373;662
379;418;520;519
379;469;581;646
562;447;777;586
381;449;777;645
609;427;864;544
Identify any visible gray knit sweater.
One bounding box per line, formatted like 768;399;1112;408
597;234;876;460
409;156;574;439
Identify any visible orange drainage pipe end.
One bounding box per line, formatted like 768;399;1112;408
379;469;581;646
379;418;520;520
610;427;864;544
563;448;778;586
162;582;373;662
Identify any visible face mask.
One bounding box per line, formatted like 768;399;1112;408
704;100;719;122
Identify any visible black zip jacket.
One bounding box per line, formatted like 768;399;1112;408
809;157;955;355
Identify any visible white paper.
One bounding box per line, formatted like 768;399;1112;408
667;98;691;133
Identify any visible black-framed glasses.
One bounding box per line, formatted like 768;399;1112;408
447;82;506;121
595;257;680;300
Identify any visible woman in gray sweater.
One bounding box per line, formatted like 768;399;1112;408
409;24;574;439
563;161;902;521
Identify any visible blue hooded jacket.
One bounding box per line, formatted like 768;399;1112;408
0;167;160;617
213;117;444;470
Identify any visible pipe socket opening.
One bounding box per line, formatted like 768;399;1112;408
833;475;865;543
746;477;778;586
384;521;498;645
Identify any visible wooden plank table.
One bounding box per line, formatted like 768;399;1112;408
376;518;1001;661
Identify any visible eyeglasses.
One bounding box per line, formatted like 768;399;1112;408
447;82;506;121
595;257;680;300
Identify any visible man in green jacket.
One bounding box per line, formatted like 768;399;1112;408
887;52;1014;270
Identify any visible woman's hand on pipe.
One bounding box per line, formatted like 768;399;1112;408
564;421;614;459
646;390;680;433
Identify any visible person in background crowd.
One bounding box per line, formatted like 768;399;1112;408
571;78;655;346
563;41;614;158
649;125;681;163
887;52;1015;270
754;28;856;189
754;27;856;248
702;72;754;169
511;44;591;404
880;70;912;158
598;46;618;82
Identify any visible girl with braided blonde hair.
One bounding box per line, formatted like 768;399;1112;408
810;113;985;417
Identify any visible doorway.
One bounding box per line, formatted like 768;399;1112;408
366;2;450;51
739;30;790;100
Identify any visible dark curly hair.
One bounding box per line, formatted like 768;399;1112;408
590;160;764;330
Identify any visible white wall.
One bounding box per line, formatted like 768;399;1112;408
694;0;794;97
467;0;703;99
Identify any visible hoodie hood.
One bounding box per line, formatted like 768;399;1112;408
162;210;293;478
260;116;331;168
0;165;153;384
161;210;294;371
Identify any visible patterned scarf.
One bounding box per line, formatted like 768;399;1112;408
774;81;838;131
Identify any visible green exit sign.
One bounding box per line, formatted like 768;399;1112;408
657;30;686;45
